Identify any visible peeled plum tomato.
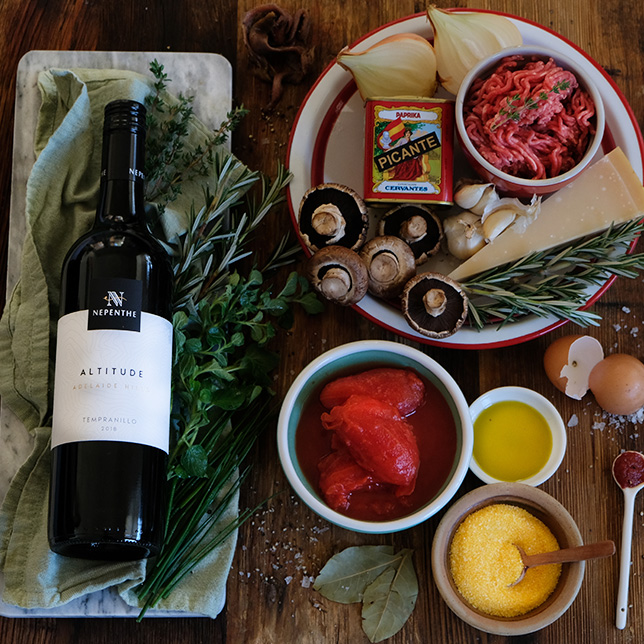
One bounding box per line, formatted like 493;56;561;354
295;366;458;522
319;367;426;416
321;395;420;490
317;448;376;511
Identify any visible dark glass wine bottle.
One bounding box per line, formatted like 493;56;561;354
48;99;173;560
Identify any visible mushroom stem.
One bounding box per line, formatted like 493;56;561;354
423;288;447;317
311;203;346;244
399;215;428;243
369;251;400;284
320;267;352;300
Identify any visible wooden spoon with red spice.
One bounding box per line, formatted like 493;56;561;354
508;540;615;587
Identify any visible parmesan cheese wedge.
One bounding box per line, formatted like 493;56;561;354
449;147;644;281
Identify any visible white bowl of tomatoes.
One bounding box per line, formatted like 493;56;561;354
277;340;474;533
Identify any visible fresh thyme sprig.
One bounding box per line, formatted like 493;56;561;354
135;61;322;618
144;60;249;209
490;80;571;131
462;219;644;330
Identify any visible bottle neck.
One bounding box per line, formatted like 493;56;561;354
96;127;146;225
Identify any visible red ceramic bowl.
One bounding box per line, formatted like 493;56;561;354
455;46;605;198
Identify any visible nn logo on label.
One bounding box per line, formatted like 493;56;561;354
88;279;142;332
104;291;127;307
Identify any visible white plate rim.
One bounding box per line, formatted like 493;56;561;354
285;9;644;349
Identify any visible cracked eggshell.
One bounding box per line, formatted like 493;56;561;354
543;335;604;400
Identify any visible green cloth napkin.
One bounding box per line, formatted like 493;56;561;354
0;68;238;617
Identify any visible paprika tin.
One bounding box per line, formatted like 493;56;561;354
364;98;454;206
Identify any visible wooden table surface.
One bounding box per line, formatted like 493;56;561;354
1;0;643;642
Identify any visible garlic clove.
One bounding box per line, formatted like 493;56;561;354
337;33;438;100
469;187;499;216
454;181;496;211
480;194;541;233
427;5;523;95
482;207;517;241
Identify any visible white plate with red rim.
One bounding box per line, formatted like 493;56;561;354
285;9;644;350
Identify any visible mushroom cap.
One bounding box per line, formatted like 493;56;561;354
306;245;369;306
377;204;443;265
360;235;416;299
401;273;468;338
298;183;369;253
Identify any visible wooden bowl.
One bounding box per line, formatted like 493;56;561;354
431;482;585;635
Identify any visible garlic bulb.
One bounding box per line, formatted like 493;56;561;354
443;211;486;260
337;33;438;101
427;5;523;95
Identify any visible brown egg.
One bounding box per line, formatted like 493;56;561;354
543;335;604;400
589;354;644;416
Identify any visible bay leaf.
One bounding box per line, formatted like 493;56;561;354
313;545;401;604
361;548;418;643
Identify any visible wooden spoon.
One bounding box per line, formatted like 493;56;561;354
612;450;644;629
508;540;615;587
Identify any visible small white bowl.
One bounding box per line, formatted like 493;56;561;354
277;340;474;533
469;386;566;486
455;45;605;197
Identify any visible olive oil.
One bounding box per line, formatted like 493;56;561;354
473;401;552;482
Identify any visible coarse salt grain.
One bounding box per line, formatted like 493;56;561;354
449;504;561;618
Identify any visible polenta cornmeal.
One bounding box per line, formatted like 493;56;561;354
449;503;561;617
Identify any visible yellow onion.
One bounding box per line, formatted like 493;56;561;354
337;33;438;100
427;5;522;95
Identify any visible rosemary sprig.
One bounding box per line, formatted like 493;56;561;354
490;80;571;131
462;219;644;330
135;61;322;618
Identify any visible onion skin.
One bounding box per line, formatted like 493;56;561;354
427;5;523;95
337;33;438;100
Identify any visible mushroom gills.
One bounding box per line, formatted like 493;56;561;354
297;183;369;252
402;273;468;338
378;204;443;265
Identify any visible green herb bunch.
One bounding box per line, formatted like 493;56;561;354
135;61;321;618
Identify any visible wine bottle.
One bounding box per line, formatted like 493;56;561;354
48;100;173;560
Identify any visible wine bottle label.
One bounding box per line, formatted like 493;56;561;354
51;309;173;452
88;277;143;332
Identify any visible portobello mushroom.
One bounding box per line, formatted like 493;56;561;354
360;235;416;299
401;273;468;338
306;245;368;306
297;183;369;253
377;204;443;265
